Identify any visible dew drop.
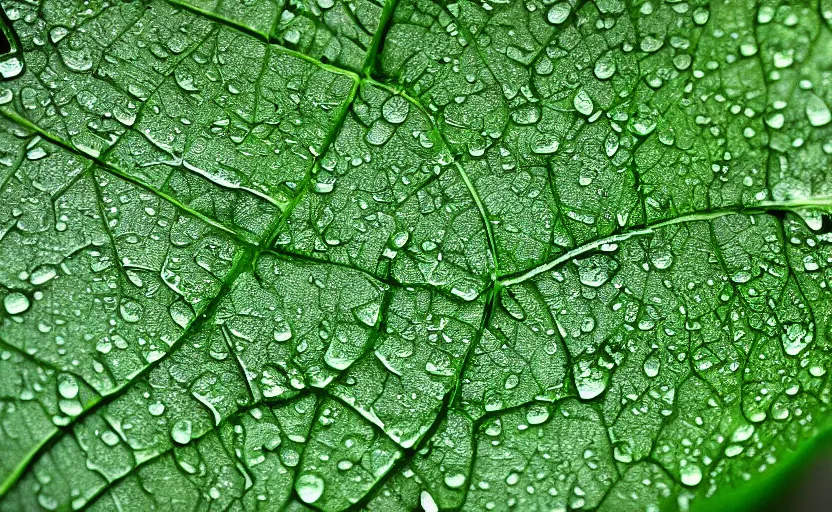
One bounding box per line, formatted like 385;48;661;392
4;292;30;315
171;419;193;445
421;491;439;512
525;404;550;425
30;266;57;285
450;285;479;301
382;96;409;124
806;94;831;127
594;53;616;80
119;300;143;323
680;463;702;486
643;356;660;378
573;90;594;116
547;2;571;24
444;473;466;489
58;375;79;399
274;323;293;342
296;473;325;504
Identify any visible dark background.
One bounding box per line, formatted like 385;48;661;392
762;443;832;512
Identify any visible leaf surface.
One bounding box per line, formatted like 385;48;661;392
0;0;830;510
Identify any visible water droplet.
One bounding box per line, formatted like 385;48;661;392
0;57;23;79
59;399;83;417
693;7;710;24
119;300;143;323
314;181;335;193
391;231;409;248
594;53;616;80
576;375;607;400
4;292;29;315
781;323;811;356
171;419;193;444
49;26;69;43
30;266;57;285
680;463;702;486
531;135;560;154
731;424;755;442
573;90;594;116
26;146;47;161
629;116;657;136
444;473;466;488
806;94;831;127
450;285;479;301
353;302;380;327
511;105;540;125
58;375;79;399
296;473;325;504
169;302;194;329
101;431;120;446
547;2;571;24
758;5;775;23
650;250;673;270
366;120;394;146
640;36;663;53
382;95;409;124
576;255;617;287
274;322;293;342
421;491;439;512
525;404;550;425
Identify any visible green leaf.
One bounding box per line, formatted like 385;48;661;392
0;0;830;510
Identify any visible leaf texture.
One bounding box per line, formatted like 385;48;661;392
0;0;830;511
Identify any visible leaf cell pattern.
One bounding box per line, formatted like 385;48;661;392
0;0;830;511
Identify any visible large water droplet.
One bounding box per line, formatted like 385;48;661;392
171;419;193;444
296;473;325;504
525;404;550;425
421;491;439;512
450;285;479;301
594;53;616;80
274;322;293;342
573;90;594;116
0;57;23;79
382;95;409;124
58;375;79;399
444;473;466;489
353;302;380;327
680;463;702;486
30;266;57;285
806;94;831;127
4;292;30;315
547;2;571;24
119;300;143;323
